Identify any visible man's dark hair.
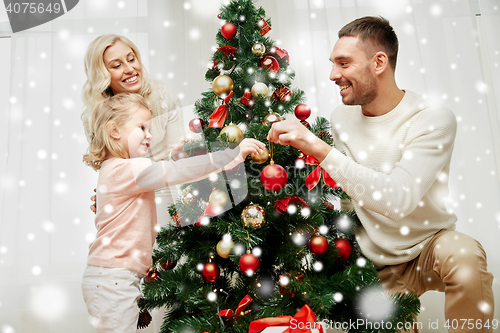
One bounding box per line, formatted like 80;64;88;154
339;16;399;71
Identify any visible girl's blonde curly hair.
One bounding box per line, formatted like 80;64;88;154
83;93;150;171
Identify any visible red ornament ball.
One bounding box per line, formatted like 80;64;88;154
260;164;288;191
161;260;177;271
308;235;329;256
221;22;237;39
144;269;159;284
202;262;220;282
189;118;204;133
294;104;311;121
239;253;260;275
334;238;352;261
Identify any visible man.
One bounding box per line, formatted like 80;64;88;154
268;16;494;332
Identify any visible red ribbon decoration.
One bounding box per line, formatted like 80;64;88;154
217;46;238;57
304;156;338;191
274;196;309;215
249;304;324;333
217;294;252;320
209;105;227;128
209;91;233;128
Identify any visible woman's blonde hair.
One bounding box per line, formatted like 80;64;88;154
83;93;151;171
81;34;156;139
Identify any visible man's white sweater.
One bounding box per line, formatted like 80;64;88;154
320;90;457;268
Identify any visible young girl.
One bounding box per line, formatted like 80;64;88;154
81;93;264;332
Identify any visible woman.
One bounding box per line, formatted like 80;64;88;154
81;34;185;333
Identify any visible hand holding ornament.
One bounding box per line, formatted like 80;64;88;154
266;118;331;163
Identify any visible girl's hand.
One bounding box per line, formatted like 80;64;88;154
238;138;266;159
90;188;96;214
170;138;192;161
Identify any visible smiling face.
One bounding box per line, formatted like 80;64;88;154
329;36;378;106
103;40;142;95
116;106;152;158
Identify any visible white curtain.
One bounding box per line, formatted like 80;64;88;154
0;0;499;332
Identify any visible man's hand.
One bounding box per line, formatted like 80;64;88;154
267;118;332;162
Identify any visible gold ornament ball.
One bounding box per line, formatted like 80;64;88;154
241;204;266;229
263;111;283;126
216;239;234;258
209;189;229;207
251;82;269;98
251;147;269;164
220;124;244;143
252;43;266;56
212;75;234;97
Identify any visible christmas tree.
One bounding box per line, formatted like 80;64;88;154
141;1;419;332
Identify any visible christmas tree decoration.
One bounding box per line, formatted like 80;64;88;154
144;269;159;284
251;42;266;56
272;86;291;102
220;124;244;143
216;239;235;258
212;75;234;97
217;295;253;320
269;46;290;63
217;45;238;58
308;235;329;256
209;189;229;208
251;82;269;98
260;163;288;191
241;204;266;229
240;90;253;106
274;196;308;215
334;238;352;261
249;305;319;333
262;110;283;126
208;105;228;128
171;212;181;227
260;56;279;73
258;18;271;35
294;104;311;121
304;155;339;190
221;22;237;39
250;147;269;164
181;185;196;204
239;253;260;275
137;299;152;329
160;260;177;271
189;118;205;133
202;262;220;282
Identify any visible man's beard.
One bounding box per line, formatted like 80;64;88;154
343;67;378;106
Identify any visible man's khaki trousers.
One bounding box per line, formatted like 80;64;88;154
378;230;494;333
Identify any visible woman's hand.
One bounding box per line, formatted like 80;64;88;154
170;138;192;161
90;188;96;214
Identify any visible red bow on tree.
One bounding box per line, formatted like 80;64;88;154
209;91;233;128
217;295;252;320
249;304;324;333
274;196;308;215
304;155;338;190
217;45;238;57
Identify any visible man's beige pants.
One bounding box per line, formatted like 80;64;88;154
377;230;494;333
